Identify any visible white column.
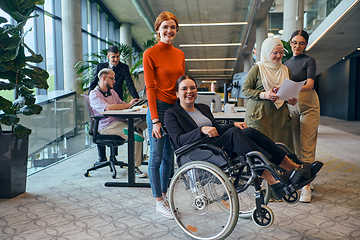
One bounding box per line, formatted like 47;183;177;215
255;16;268;63
120;23;132;67
243;54;253;72
240;54;254;108
283;0;304;41
61;0;82;91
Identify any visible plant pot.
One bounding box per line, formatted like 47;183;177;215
0;131;29;199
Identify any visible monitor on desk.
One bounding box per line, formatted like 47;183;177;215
196;93;222;112
231;72;248;99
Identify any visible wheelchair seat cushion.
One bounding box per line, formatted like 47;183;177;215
189;149;213;161
178;147;227;168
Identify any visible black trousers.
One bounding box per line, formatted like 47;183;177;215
212;127;286;166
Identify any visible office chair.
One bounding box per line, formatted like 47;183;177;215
83;95;127;179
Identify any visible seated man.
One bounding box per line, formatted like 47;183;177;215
89;68;147;178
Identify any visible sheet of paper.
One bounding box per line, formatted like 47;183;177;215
276;78;306;100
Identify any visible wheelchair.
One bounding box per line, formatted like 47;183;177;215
168;137;306;240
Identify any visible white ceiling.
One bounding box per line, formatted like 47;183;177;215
101;0;360;81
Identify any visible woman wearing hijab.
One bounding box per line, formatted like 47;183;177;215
242;37;297;150
284;30;319;203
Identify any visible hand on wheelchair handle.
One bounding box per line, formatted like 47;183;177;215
152;121;162;139
154;126;168;142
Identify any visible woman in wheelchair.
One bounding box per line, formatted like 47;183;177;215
164;75;323;199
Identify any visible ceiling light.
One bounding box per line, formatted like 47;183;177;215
179;22;247;27
306;0;360;51
179;43;241;47
357;48;360;50
189;69;234;72
196;77;229;80
192;75;232;77
185;58;237;61
201;81;218;83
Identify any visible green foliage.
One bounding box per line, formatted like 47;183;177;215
74;37;156;101
281;40;293;63
0;0;49;138
130;37;157;82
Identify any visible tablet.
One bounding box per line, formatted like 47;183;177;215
130;99;147;109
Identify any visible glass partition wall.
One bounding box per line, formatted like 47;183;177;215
0;0;125;175
20;92;94;175
304;0;343;33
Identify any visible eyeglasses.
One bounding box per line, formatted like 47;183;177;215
271;51;284;56
180;86;197;92
291;41;306;47
104;76;115;81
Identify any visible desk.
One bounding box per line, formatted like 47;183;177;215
101;108;150;188
234;106;246;112
221;98;238;106
213;111;245;121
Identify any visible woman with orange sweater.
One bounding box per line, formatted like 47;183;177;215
143;11;185;219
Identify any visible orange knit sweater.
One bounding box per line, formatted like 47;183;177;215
143;41;185;120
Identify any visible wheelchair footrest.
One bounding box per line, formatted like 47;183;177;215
283;185;296;196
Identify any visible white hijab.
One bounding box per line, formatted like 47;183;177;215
257;38;289;109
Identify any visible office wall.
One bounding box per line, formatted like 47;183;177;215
317;52;360;120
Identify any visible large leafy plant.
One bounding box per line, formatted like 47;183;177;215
281;40;293;63
74;37;156;101
0;0;49;138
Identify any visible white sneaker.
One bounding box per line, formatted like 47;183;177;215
310;182;314;190
299;185;311;203
135;166;147;178
156;199;173;219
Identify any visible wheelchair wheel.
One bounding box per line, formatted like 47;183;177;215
283;189;301;204
168;161;239;240
234;165;271;219
251;205;274;227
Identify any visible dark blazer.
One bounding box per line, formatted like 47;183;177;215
164;99;234;149
89;62;139;100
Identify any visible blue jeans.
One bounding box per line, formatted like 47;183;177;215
146;100;174;198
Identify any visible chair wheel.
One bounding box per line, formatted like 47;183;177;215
252;205;274;227
112;173;116;179
84;172;90;177
283;189;300;204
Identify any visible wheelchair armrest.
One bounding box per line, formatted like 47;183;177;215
197;143;222;155
174;136;210;156
245;151;272;166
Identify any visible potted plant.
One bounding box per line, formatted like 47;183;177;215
74;37;156;101
0;0;49;199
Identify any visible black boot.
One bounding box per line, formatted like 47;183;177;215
270;182;286;200
94;145;107;165
286;161;324;187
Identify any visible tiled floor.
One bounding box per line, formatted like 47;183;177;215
1;117;360;239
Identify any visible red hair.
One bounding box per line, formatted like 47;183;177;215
154;12;179;40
